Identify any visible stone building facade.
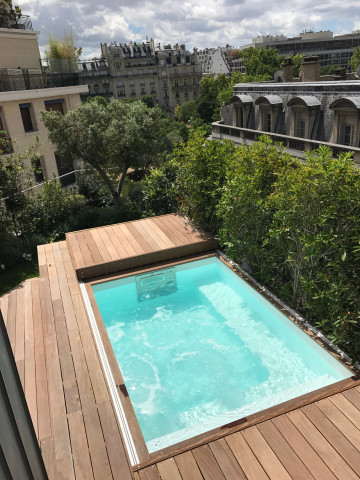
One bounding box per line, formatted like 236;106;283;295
252;30;360;68
212;80;360;163
82;40;202;115
0;23;88;182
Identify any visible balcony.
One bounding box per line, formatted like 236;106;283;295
211;121;360;165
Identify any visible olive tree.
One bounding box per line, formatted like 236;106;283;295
42;100;181;204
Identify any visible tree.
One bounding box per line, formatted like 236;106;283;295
241;47;283;78
42;100;182;204
0;0;21;28
349;46;360;72
320;64;339;76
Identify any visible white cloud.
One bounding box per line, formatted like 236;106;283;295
21;0;357;56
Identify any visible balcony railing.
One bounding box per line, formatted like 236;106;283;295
211;121;360;164
10;15;33;30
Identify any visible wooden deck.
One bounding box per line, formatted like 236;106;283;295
1;214;360;479
66;214;217;279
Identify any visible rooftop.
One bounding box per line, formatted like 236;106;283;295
1;214;360;479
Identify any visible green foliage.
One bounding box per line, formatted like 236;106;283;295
241;47;283;78
175;100;198;122
22;178;86;238
42;99;181;203
142;156;180;216
169;129;236;233
0;0;21;28
320;64;339;76
0;260;39;297
46;31;82;60
140;95;155;108
86;96;108;107
350;46;360;72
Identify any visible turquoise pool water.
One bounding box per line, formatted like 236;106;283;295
92;257;352;453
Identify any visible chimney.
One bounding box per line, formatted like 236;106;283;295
300;56;320;82
282;57;293;82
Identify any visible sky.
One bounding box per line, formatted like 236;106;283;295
18;0;360;59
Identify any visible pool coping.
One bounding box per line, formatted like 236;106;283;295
81;250;360;470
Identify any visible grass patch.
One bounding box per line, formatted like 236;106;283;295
0;261;39;297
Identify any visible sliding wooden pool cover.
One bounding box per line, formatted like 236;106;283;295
1;214;360;480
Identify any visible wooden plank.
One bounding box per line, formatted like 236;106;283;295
152;216;186;246
59;242;79;296
174;451;204;480
72;293;109;406
24;280;38;438
91;229;113;263
6;289;16;354
192;444;226;480
0;294;9;326
225;432;269;480
75;231;95;267
68;411;94;480
342;387;360;410
97;227;120;261
37;244;47;268
66;233;86;269
316;398;360;451
104;225;129;258
81;230;104;265
171;215;205;241
39;276;56;339
45;330;75;480
112;223;138;256
40;437;55;480
329;392;360;430
257;420;315;480
97;400;132;480
53;298;81;414
159;215;194;245
133;221;160;251
287;409;359;480
138;465;162;480
241;427;292;480
209;438;247;480
44;244;61;302
302;403;360;474
143;218;176;249
15;286;25;389
271;414;337;480
32;279;52;443
120;223;152;254
156;458;182;480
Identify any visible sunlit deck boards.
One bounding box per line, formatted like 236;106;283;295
66;214;218;280
1;214;360;480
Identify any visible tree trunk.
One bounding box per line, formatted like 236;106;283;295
116;163;128;198
92;164;120;204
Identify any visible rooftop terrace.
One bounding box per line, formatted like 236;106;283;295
1;214;360;479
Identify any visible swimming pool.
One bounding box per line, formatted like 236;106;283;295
91;256;352;455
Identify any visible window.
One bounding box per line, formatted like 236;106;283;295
264;112;271;132
184;79;187;86
44;99;64;114
299;119;306;138
117;90;126;97
55;153;75;187
176;91;180;98
175;80;178;87
343;124;354;146
19;103;35;133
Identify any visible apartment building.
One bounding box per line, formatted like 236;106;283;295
252;30;360;68
212;61;360;163
81;40;202;114
0;20;87;183
197;47;230;76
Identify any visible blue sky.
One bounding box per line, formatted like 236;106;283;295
19;0;359;59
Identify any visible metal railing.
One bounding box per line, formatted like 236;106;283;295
211;121;360;164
